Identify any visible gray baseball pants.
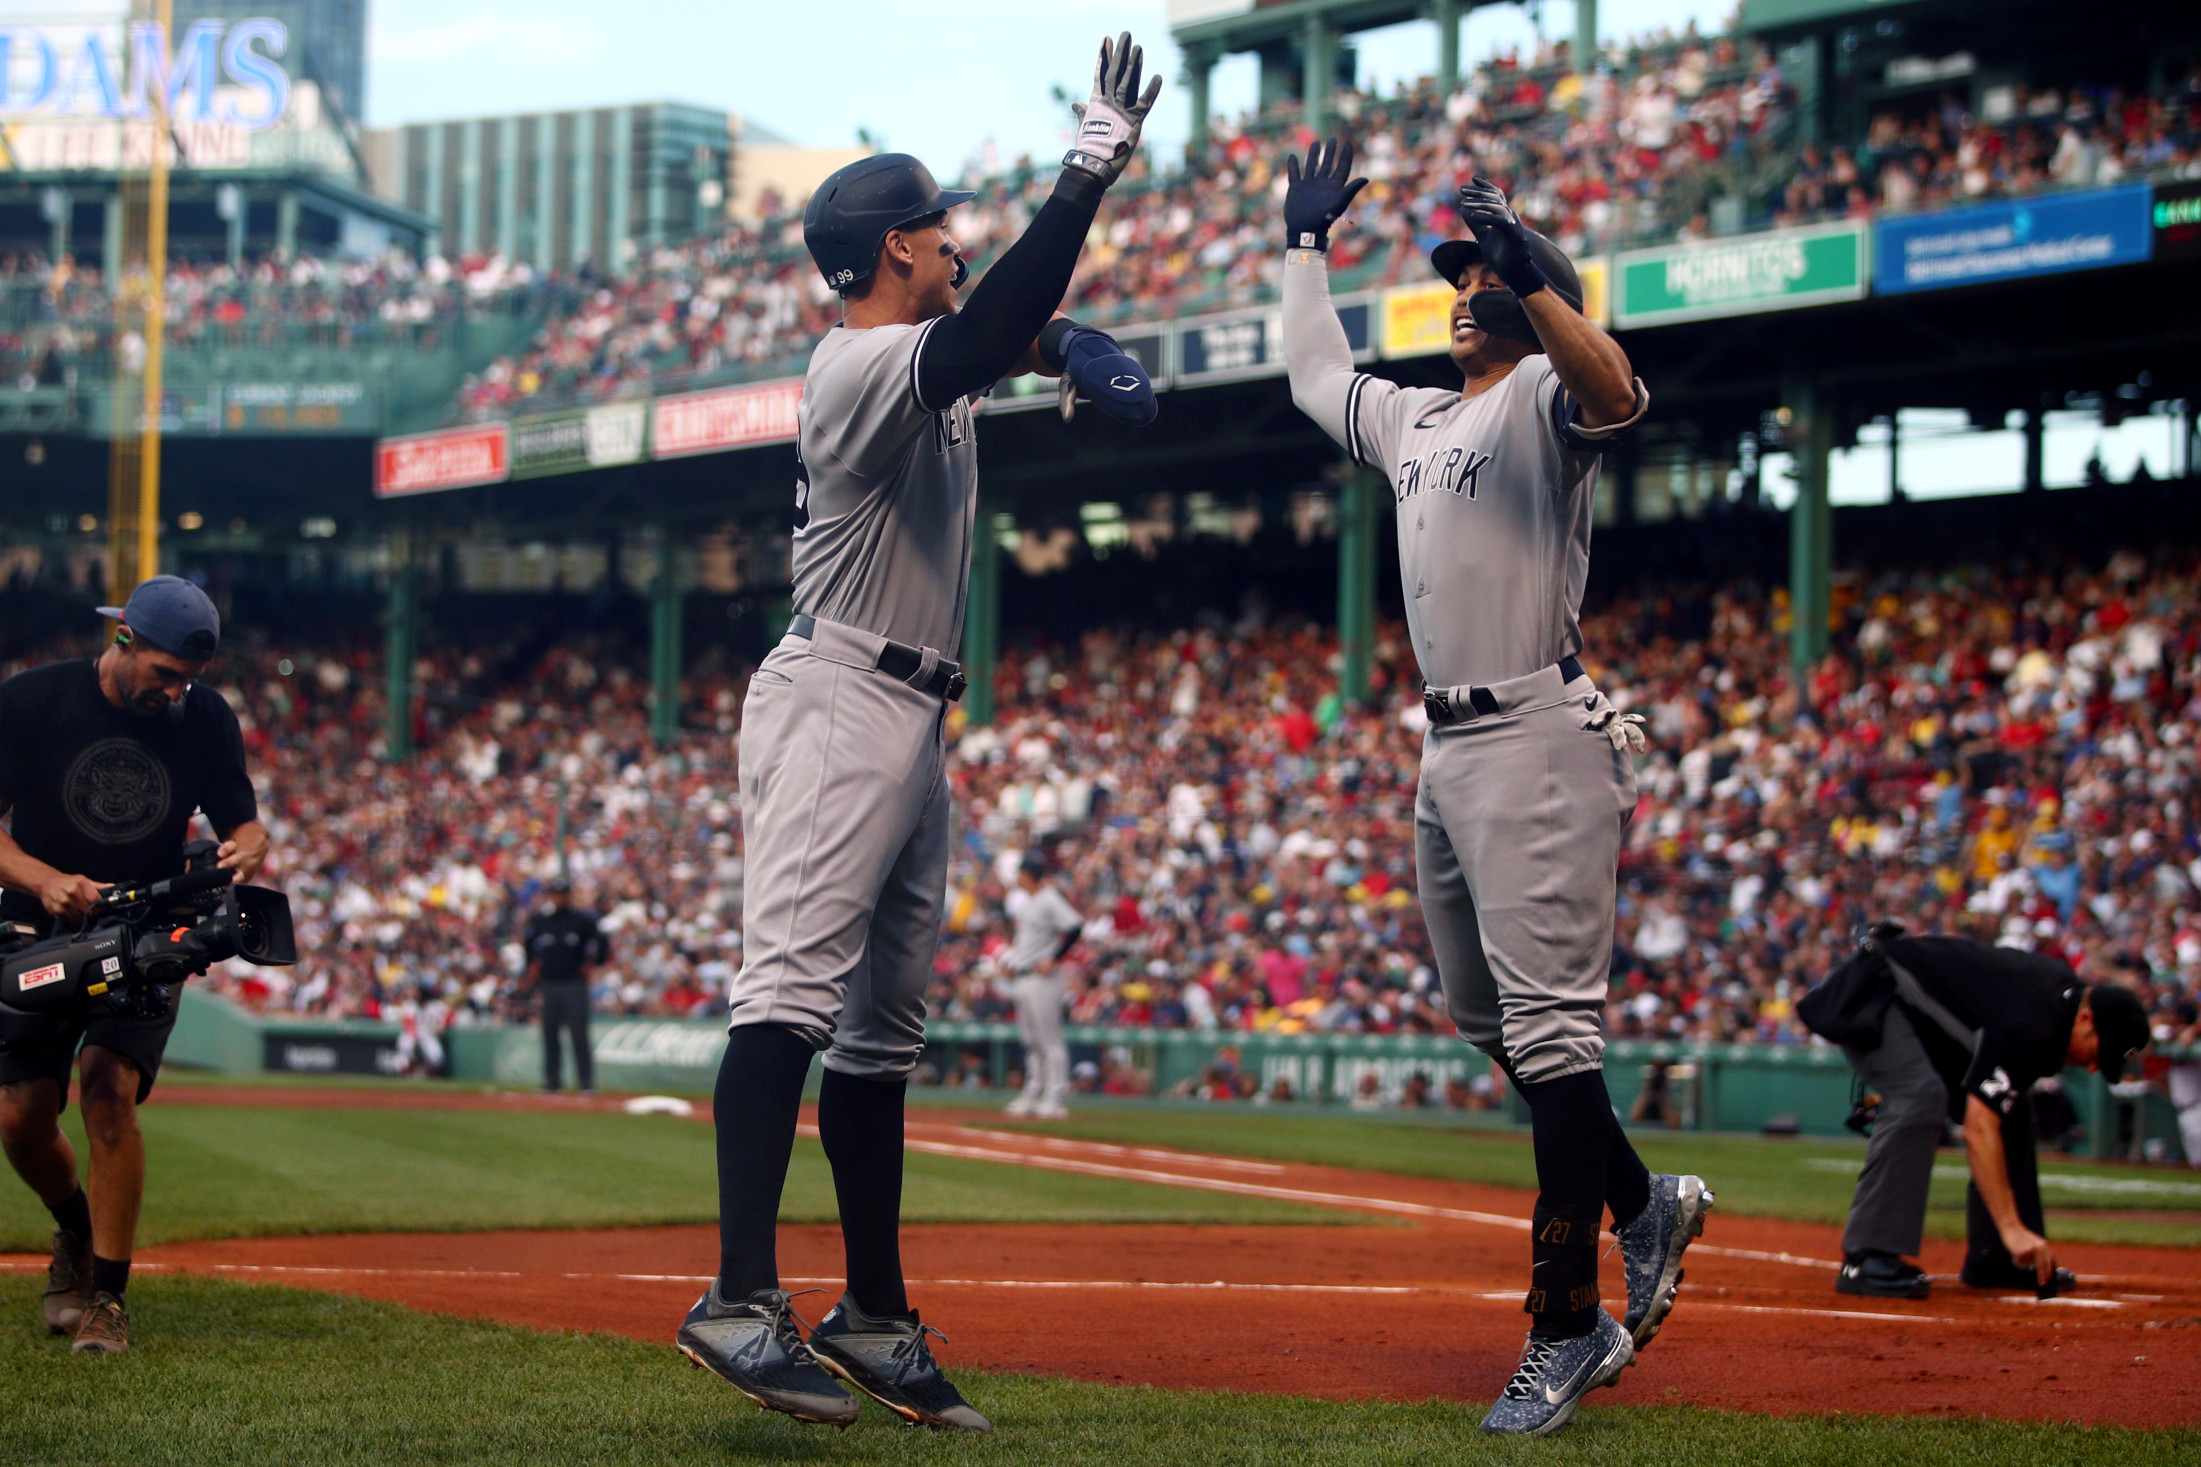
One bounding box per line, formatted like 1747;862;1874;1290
1011;973;1069;1104
1840;1004;1946;1257
1415;665;1637;1085
727;617;952;1079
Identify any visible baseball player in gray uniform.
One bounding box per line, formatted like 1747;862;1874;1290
1004;850;1084;1119
1279;140;1713;1437
674;33;1161;1434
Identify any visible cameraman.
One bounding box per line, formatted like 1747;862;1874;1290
1805;926;2148;1300
0;578;266;1354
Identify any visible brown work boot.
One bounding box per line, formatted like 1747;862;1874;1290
42;1230;92;1336
70;1291;128;1354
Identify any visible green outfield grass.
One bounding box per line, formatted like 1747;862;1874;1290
0;1105;1349;1252
0;1276;2182;1467
1001;1109;2201;1249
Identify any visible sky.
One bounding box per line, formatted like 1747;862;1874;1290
366;0;1735;168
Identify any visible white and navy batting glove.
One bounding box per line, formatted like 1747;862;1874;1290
1064;32;1163;186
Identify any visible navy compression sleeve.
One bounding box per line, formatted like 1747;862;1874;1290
913;169;1106;410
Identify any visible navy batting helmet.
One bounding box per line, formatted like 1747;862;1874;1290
1430;231;1584;347
803;154;976;296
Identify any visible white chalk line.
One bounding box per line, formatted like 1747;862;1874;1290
18;1261;2008;1325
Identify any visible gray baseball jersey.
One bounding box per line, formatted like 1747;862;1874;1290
1005;883;1082;973
794;320;979;657
1281;251;1645;1083
1280;254;1645;691
727;319;978;1077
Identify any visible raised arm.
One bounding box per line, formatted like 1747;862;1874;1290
1456;177;1638;427
916;33;1161;410
1280;139;1376;458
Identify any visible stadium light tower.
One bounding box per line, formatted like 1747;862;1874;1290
107;0;174;602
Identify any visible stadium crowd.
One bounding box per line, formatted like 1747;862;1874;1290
0;248;552;386
6;28;2193;417
7;541;2194;1107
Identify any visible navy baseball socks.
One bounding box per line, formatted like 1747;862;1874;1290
1484;1067;1712;1435
680;1026;857;1423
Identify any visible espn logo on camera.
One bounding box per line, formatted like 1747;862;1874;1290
17;962;67;992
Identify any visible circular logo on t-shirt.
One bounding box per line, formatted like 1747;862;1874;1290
62;738;172;845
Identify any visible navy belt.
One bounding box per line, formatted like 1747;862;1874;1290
1423;656;1584;726
788;613;967;702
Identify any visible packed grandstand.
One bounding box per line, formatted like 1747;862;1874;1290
5;22;2197;423
8;536;2196;1098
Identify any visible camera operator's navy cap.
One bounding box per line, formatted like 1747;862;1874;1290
2086;982;2150;1083
98;575;221;660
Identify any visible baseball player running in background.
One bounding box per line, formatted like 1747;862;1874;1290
674;33;1160;1434
1280;141;1712;1437
1004;850;1084;1119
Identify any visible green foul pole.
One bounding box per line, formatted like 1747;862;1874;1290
1786;376;1833;689
383;526;419;763
1337;463;1379;707
962;482;1001;727
649;530;683;749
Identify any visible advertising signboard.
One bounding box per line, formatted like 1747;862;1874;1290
1874;185;2153;295
1177;293;1372;385
1382;258;1609;358
2151;179;2201;263
1615;220;1867;327
651;378;802;459
509;400;650;479
374;423;509;497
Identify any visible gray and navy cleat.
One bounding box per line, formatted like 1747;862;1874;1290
675;1285;860;1426
1479;1309;1636;1436
1614;1172;1714;1347
809;1292;992;1431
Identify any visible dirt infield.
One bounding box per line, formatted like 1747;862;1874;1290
13;1087;2200;1427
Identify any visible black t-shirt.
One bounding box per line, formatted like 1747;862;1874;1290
1882;935;2082;1119
0;658;257;928
525;907;607;984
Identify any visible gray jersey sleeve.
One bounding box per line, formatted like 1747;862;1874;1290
1282;250;1412;469
810;318;946;479
1530;357;1651;460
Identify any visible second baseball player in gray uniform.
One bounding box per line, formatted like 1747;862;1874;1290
1279;140;1713;1437
1004;851;1083;1118
674;32;1162;1436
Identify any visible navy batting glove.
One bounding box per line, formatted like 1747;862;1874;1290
1059;326;1156;425
1283;138;1368;252
1456;176;1550;299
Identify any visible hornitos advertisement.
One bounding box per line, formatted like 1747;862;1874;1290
1615;219;1868;328
0;16;342;172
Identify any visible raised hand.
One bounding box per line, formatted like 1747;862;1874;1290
1283;137;1369;252
1065;31;1165;186
1455;175;1550;298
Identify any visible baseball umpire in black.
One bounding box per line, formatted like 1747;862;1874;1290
523;876;607;1093
0;578;267;1354
1802;924;2149;1298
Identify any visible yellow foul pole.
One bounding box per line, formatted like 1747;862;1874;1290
135;0;172;589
